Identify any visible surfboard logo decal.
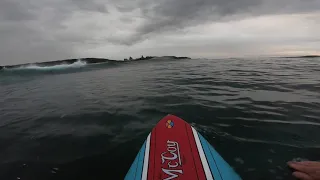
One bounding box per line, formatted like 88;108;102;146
161;140;183;179
166;120;174;128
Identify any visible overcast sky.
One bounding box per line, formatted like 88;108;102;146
1;0;320;65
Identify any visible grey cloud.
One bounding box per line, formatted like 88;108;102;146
0;0;108;23
119;17;134;23
0;0;110;65
0;24;74;65
116;6;134;13
106;36;142;46
71;0;108;13
0;0;319;65
0;0;36;21
137;0;262;34
111;0;152;12
111;0;320;45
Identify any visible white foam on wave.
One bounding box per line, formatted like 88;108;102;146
16;60;87;70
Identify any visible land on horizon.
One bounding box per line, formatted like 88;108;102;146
1;55;319;70
281;55;320;58
0;56;191;70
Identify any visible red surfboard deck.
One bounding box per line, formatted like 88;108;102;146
125;115;241;180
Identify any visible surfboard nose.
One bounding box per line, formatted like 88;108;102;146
156;114;187;128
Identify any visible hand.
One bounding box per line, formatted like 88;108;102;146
287;161;320;180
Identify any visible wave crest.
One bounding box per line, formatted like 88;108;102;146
15;60;87;71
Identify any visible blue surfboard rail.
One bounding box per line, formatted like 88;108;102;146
125;141;146;180
198;133;241;180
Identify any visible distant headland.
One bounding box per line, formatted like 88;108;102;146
0;56;191;70
123;56;191;61
281;55;320;58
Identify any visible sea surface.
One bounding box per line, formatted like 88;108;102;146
0;57;319;180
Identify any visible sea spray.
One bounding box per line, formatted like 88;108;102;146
14;60;87;71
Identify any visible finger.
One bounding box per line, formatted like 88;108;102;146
296;161;320;167
292;171;313;180
288;163;314;173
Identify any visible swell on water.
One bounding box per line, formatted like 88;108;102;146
6;60;87;71
0;57;319;180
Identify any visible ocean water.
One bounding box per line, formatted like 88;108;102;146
0;57;319;180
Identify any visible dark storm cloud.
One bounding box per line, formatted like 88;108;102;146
0;0;319;65
111;0;320;45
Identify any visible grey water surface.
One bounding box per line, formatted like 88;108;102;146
1;57;319;179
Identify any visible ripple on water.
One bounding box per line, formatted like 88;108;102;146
0;57;320;179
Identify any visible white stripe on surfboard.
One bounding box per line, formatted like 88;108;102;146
141;133;151;180
191;127;214;180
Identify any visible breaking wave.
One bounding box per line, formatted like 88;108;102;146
0;60;118;77
12;60;87;71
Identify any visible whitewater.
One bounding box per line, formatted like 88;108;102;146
5;60;87;71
